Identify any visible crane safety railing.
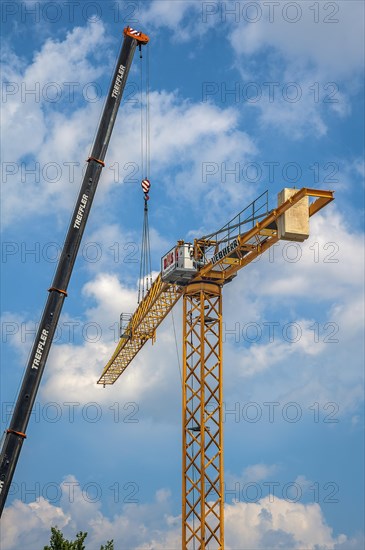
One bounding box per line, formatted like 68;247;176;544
194;190;269;266
196;187;335;282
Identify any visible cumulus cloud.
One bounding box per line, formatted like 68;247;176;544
138;1;212;42
84;223;169;278
224;496;348;549
1;497;69;550
258;206;364;301
1;19;257;229
9;269;180;425
1;20;109;226
2;481;355;550
222;205;364;412
1;476;180;550
1;20;107;160
225;463;279;496
229;1;364;77
227;1;363;138
107;89;258;222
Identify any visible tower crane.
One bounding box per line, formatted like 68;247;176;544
0;26;149;516
98;186;334;548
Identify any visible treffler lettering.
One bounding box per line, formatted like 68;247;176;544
31;329;49;370
111;64;126;99
73;194;88;230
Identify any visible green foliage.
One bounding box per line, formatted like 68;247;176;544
44;527;113;550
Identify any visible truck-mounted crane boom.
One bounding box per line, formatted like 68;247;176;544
0;26;149;516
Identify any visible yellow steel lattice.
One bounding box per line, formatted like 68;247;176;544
97;187;335;549
183;282;224;549
98;274;182;385
195;188;334;283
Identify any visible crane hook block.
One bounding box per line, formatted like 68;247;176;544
124;27;149;45
141;179;151;193
141;179;151;202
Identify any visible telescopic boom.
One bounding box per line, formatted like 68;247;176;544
0;26;149;516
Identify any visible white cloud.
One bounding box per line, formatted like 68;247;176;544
82;272;139;329
257;206;364;301
2;482;355;550
1;497;69;550
230;1;364;78
140;0;193;29
107;89;258;220
245;67;352;139
242;462;277;482
1;20;107;161
226;463;279;494
229;316;329;378
1;477;181;550
1;18;257;228
21;270;182;423
23;22;106;88
1;20;109;226
225;496;348;549
221;204;364;413
140;0;363;140
230;60;352;139
228;2;363;138
138;1;210;42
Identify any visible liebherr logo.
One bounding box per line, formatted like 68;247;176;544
211;239;239;265
111;64;125;99
31;329;49;370
73;194;88;230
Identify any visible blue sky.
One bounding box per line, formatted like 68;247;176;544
1;1;364;548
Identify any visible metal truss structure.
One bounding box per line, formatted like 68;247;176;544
98;187;334;548
183;282;224;548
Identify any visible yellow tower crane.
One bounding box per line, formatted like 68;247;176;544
98;186;334;549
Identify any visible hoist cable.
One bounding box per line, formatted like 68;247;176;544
145;205;152;289
140;51;144;179
146;45;150;179
171;307;182;388
137;47;152;303
138;198;152;303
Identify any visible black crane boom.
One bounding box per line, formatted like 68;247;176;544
0;26;149;516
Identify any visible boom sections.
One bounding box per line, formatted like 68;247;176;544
0;27;149;516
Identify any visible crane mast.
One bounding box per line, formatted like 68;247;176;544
0;26;149;516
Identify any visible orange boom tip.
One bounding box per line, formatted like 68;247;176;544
124;26;149;44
